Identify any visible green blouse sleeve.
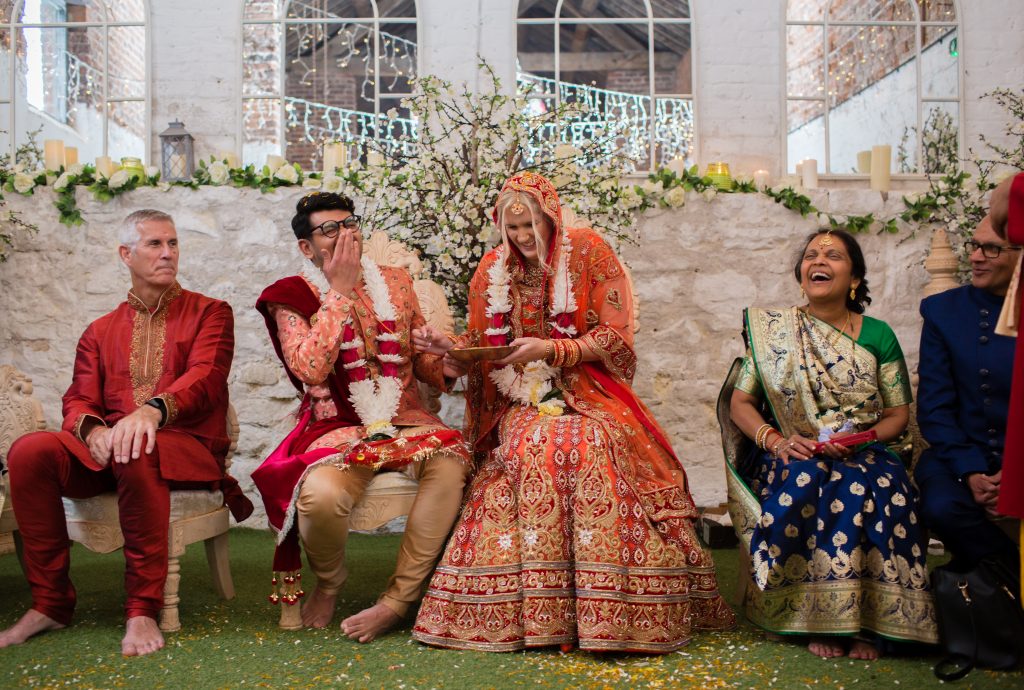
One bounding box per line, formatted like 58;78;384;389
870;319;913;408
734;350;763;398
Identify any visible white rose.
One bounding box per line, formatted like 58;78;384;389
620;187;643;209
386;108;398;120
274;164;299;183
13;172;36;194
208;162;230;185
67;163;85;176
664;186;686;208
108;169;131;189
1012;122;1024;136
144;166;160;179
53;172;71;192
701;187;718;202
302;177;322;189
321;175;342;192
641;180;663;195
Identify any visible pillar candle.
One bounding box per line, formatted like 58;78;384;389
218;151;240;168
366;150;385;168
94;156;115;178
856;150;872;174
323;142;347;175
266;154;287;172
801;158;819;190
64;147;78;166
870;145;891;192
43;139;65;170
795;160;804;176
667;157;687;177
753;169;770;190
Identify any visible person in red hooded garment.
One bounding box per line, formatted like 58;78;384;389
994;174;1024;543
0;210;251;657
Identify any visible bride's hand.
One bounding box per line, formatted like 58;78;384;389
493;337;550;366
412;325;453;356
775;435;817;463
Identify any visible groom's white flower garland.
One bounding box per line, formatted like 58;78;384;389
487;232;576;414
339;256;404;438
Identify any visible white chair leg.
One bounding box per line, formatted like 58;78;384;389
204;532;234;600
279;602;303;631
159;556;182;633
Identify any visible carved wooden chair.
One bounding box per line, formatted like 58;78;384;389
0;362;239;632
0;365;47;557
61;406;240;632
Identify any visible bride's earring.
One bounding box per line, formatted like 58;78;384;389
800;285;806;300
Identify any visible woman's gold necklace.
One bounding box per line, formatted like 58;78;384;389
805;306;853;348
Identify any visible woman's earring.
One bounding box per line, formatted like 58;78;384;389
849;286;856;300
800;286;806;300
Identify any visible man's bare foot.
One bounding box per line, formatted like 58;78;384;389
848;638;880;660
340;603;402;643
121;616;164;657
301;588;337;629
0;609;65;648
808;637;844;658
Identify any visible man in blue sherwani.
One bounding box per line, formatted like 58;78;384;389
915;214;1022;571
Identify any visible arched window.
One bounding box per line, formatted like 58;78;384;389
0;1;148;164
241;1;418;169
516;1;695;172
785;0;961;175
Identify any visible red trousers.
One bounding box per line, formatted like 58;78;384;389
7;430;215;624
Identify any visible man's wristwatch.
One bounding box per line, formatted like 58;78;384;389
144;397;167;426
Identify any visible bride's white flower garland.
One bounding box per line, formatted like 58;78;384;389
487;231;576;415
338;256;404;438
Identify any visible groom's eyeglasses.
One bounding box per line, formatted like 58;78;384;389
964;240;1023;259
312;215;362;238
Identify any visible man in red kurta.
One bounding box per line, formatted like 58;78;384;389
0;209;251;656
994;172;1024;521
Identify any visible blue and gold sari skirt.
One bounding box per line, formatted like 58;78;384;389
745;443;938;643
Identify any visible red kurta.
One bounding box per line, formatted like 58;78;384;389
997;172;1024;518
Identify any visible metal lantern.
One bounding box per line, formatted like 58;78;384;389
159;120;195;182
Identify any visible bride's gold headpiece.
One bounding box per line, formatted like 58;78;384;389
509;192;526;216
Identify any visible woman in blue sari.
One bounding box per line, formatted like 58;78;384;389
728;229;938;659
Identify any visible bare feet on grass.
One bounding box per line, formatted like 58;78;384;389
122;616;164;657
848;638;880;660
0;610;65;648
340;603;401;643
301;588;338;629
808;637;845;658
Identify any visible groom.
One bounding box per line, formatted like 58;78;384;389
252;192;470;642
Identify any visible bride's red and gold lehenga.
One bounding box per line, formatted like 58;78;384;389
412;172;735;653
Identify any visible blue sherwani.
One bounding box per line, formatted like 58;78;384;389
915;285;1017;568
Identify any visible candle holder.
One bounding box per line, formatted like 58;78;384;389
159;120;195;182
120;157;145;182
705;162;733;191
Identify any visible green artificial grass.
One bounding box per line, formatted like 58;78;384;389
0;529;1019;689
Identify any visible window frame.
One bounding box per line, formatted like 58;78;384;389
239;0;420;164
781;0;963;177
516;0;698;173
1;0;151;161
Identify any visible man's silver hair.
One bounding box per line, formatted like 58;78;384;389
119;209;174;252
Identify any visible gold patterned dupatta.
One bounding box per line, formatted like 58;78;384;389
743;307;890;439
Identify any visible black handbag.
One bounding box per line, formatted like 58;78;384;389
932;558;1024;681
